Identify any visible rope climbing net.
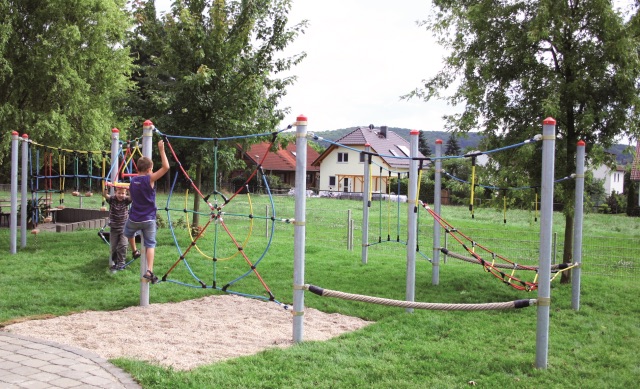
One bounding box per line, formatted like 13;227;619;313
148;125;295;306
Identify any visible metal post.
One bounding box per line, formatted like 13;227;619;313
361;144;371;264
21;134;29;248
109;128;120;269
432;139;443;285
293;114;308;343
10;132;19;254
536;117;556;369
347;209;352;250
140;120;154;307
405;130;419;313
572;140;585;310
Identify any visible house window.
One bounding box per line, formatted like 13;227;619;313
360;152;366;163
614;173;620;183
337;152;348;163
329;176;336;187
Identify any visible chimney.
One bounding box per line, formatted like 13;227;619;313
380;125;387;138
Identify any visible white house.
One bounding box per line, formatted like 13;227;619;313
592;164;625;196
312;126;426;194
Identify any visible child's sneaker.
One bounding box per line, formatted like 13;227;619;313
116;262;127;271
132;250;141;259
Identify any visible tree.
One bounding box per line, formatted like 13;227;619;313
128;0;306;225
410;0;640;282
418;131;431;156
444;134;460;156
0;0;134;181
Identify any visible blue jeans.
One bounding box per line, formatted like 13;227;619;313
124;219;157;248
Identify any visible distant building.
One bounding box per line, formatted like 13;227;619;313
312;126;426;193
235;142;320;190
592;164;625;196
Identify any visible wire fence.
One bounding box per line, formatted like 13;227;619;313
287;197;640;280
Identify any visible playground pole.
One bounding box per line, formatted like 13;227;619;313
140;120;154;307
361;143;371;264
536;117;556;369
405;130;419;313
21;134;28;248
10;131;19;254
572;140;585;310
432;139;443;285
293;114;308;343
109;128;120;269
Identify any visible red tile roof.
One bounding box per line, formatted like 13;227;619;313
240;142;320;172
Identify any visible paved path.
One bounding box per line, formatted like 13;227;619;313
0;332;141;389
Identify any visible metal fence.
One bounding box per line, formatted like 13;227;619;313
293;197;639;280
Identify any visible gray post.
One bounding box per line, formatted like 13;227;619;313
109;128;120;269
10;131;19;254
572;140;585;310
293;114;308;343
361;143;371;263
21;134;28;248
432;139;443;285
347;209;352;250
536;117;556;369
405;130;419;313
140;120;154;307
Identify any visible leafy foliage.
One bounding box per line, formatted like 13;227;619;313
409;0;640;275
0;0;134;175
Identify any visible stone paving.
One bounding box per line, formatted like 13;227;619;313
0;332;141;389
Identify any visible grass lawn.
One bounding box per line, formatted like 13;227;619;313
1;193;639;388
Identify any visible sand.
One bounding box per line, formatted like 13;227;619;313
3;295;372;370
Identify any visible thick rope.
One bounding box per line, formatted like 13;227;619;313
305;285;536;311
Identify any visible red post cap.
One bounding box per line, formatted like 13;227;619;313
410;130;420;135
296;114;307;122
577;140;585;146
112;128;119;133
543;117;556;125
364;143;370;147
22;134;29;139
143;120;154;127
12;131;18;135
436;139;443;144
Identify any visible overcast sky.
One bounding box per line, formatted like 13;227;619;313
154;0;451;133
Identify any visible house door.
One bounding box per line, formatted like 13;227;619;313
343;177;352;193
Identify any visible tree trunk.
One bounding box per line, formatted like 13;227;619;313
192;164;202;227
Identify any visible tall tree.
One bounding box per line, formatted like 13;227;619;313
418;130;432;156
128;0;306;224
0;0;134;177
444;134;460;156
410;0;640;281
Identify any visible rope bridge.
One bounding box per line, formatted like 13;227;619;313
420;201;578;292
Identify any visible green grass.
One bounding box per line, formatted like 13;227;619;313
1;192;639;388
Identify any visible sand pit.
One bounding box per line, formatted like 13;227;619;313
3;295;372;370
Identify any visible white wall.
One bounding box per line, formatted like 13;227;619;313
592;165;624;196
318;146;409;193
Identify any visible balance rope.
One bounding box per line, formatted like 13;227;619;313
305;285;536;311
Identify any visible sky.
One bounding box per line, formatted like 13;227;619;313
154;0;452;133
